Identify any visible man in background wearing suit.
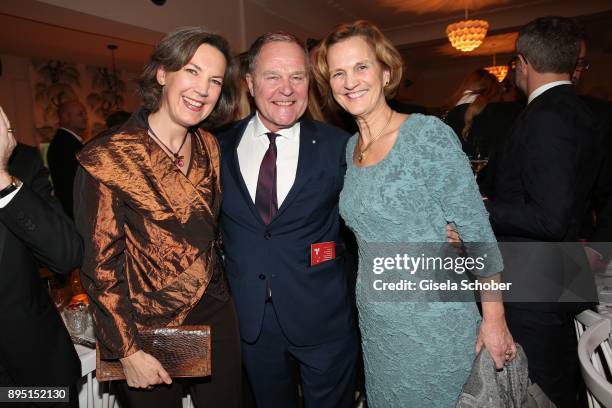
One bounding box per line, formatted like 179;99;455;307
573;40;612;269
0;107;82;406
218;33;357;408
47;100;87;218
485;17;602;407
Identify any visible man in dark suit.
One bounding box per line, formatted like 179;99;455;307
0;108;83;407
218;33;357;408
485;17;602;407
573;41;612;267
47;100;87;218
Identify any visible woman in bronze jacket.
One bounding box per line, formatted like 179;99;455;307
74;27;240;407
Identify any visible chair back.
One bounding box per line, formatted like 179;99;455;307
576;311;612;408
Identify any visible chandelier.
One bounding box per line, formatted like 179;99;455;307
484;54;508;82
446;7;488;52
484;65;508;82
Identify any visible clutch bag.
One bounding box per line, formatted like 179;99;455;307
96;325;211;382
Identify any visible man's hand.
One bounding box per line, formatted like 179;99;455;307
120;350;172;389
0;106;16;189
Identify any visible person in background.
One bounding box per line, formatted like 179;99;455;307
573;40;612;270
314;20;514;407
445;68;525;194
47;100;87;218
0;106;82;407
476;59;527;196
227;52;253;123
105;110;131;129
75;27;241;408
443;69;504;157
485;17;602;407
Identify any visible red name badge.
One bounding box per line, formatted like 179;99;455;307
310;241;336;266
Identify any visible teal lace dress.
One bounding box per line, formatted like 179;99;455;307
339;114;502;407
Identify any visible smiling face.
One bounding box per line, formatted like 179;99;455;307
246;41;309;132
327;36;390;118
156;43;227;129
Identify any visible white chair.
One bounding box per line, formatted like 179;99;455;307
576;311;612;407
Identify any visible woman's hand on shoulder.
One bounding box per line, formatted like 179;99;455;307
120;350;172;388
446;224;462;244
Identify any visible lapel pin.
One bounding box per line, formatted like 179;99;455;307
312;140;316;144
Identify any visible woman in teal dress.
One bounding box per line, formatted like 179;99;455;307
313;21;517;407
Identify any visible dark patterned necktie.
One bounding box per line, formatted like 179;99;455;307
255;132;278;224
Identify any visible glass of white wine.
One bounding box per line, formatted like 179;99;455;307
468;142;488;175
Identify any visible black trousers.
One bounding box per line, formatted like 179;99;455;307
505;306;579;408
116;295;241;408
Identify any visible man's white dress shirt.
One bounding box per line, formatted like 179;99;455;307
237;113;300;207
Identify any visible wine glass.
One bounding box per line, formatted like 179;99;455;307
469;153;489;174
468;141;488;175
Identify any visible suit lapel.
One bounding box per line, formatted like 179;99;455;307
225;118;264;225
270;119;318;224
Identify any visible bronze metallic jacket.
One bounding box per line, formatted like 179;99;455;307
75;110;225;359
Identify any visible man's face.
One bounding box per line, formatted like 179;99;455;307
65;102;88;135
246;41;309;132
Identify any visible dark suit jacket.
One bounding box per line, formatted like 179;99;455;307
579;96;612;258
0;144;82;386
485;85;602;311
218;117;355;345
47;128;83;218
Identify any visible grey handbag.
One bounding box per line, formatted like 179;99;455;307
456;343;530;408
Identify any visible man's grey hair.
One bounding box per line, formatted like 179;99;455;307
516;16;584;74
246;32;309;74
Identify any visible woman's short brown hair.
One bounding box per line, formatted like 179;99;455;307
313;20;403;110
137;27;234;129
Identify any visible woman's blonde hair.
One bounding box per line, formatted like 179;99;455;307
312;20;403;110
447;69;503;140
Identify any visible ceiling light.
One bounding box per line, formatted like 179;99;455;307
484;54;508;82
446;6;488;52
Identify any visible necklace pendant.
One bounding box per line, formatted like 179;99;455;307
175;155;185;168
